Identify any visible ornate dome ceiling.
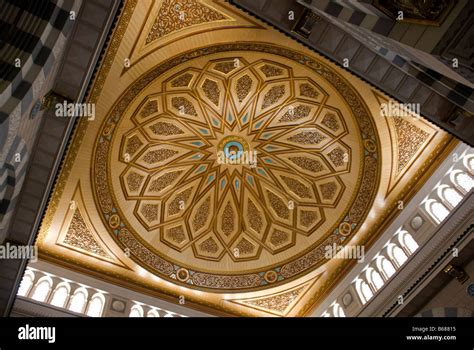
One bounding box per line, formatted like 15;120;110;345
36;0;453;316
93;46;379;291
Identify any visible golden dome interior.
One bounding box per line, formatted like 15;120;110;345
36;0;454;316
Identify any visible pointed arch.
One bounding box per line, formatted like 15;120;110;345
396;230;419;255
50;282;71;308
332;303;345;317
437;185;462;209
365;268;384;291
355;278;373;304
86;293;105;317
68;288;88;314
376;255;396;280
17;270;35;297
30;276;53;302
450;170;473;194
388;243;408;268
129;304;144;317
424;199;449;224
147;308;160;317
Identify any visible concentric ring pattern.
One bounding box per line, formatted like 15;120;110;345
92;44;380;291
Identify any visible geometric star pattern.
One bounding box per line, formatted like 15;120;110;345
92;43;380;291
119;57;352;262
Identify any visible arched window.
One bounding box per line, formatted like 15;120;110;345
49;283;70;308
17;270;35;297
425;199;450;224
332;303;345;317
147;309;160;317
321;311;331;317
31;277;52;302
382;258;396;278
432;202;449;223
366;268;384;291
163;312;174;318
68;288;88;314
397;231;419;255
86;293;105;317
129;304;144;317
355;279;373;304
451;171;473;194
376;256;396;280
464;156;474;174
438;185;463;209
389;244;408;267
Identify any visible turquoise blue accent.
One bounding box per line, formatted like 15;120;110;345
196;165;206;173
247;175;254;185
221;178;226;189
223;141;244;160
198;128;209;135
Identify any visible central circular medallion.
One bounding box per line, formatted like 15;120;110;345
93;44;380;291
217;135;249;163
